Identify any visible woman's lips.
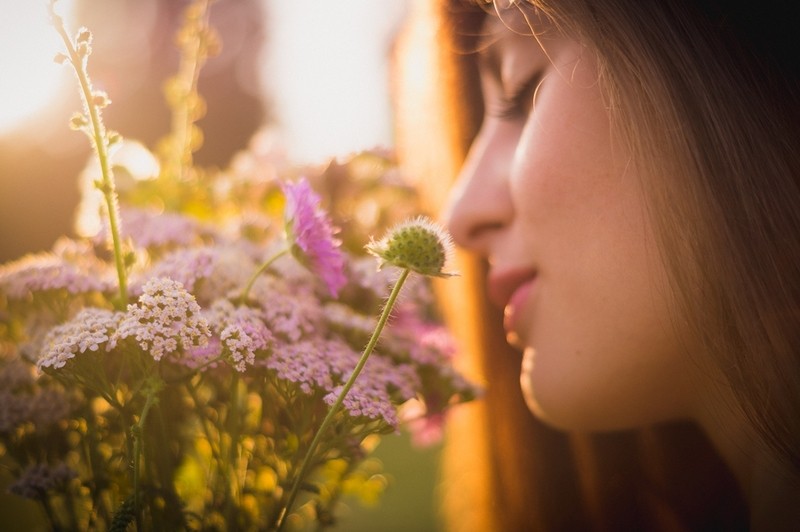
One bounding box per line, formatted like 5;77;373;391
503;278;535;342
487;268;538;341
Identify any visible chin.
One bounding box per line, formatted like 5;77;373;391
519;347;649;432
518;347;575;429
519;368;578;431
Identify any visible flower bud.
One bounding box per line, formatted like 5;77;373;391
74;28;93;56
53;53;68;65
76;27;92;44
366;216;456;277
92;91;110;108
107;130;122;146
69;113;88;131
76;42;92;57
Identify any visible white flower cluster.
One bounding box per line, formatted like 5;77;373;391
111;277;211;361
38;308;123;370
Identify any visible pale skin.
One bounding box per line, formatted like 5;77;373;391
444;10;797;528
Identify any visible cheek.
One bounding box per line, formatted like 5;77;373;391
506;53;701;430
513;151;698;428
518;227;699;431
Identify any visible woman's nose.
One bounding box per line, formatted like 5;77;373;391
444;122;515;254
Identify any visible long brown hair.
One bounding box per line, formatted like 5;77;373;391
394;0;799;529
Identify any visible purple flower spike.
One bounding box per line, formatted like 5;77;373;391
281;178;347;297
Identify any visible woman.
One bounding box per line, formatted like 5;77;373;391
394;0;799;529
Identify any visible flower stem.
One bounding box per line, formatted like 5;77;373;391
49;4;128;308
162;0;215;182
225;371;241;527
132;378;163;527
275;268;411;531
239;248;289;303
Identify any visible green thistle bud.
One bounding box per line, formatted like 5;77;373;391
366;216;456;277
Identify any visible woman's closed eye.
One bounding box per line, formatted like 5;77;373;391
489;73;542;121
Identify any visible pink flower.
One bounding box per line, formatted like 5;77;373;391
95;207;215;251
265;339;340;395
0;254;111;299
111;278;210;362
184;337;223;370
251;276;323;343
281;178;347;297
131;247;216;297
37;308;124;370
323;382;398;428
400;400;446;448
205;300;273;372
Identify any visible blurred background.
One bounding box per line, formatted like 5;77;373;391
0;0;444;530
0;0;408;261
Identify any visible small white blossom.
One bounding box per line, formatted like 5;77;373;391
38;308;123;370
111;277;210;361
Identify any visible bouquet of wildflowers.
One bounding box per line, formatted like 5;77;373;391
0;2;476;530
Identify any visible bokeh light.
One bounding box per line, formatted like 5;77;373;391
0;1;75;134
261;0;409;163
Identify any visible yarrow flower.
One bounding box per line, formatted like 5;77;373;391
264;338;345;395
281;178;347;297
366;216;456;277
132;247;216;296
250;270;324;343
111;277;210;362
0;4;479;527
38;307;123;370
0;391;30;433
27;388;73;429
0;359;34;391
194;244;258;304
205;299;273;371
7;463;77;501
184;336;223;370
96;207;212;251
384;308;458;366
324;381;398;428
0;254;111;299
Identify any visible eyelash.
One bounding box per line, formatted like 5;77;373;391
492;75;541;120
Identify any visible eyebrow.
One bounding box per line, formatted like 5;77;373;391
476;32;542;94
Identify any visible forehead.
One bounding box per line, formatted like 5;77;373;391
477;6;562;71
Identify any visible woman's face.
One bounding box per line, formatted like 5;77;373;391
445;11;700;431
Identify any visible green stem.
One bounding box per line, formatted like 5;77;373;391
239;248;290;303
225;371;241;527
132;379;162;528
50;5;128;308
165;0;214;182
185;379;232;503
275;268;411;531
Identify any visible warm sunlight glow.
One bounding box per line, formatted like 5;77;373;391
75;140;160;237
261;0;409;164
0;1;75;134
